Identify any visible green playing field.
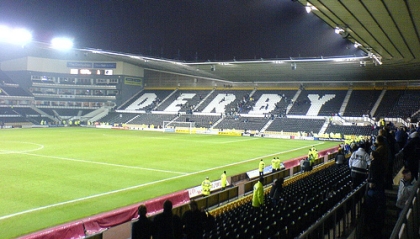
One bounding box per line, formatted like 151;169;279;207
0;127;338;238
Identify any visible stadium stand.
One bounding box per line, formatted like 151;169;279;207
266;118;325;135
214;117;269;131
129;113;177;126
207;165;354;239
0;85;32;96
288;90;346;116
388;90;420;119
99;112;139;124
175;114;221;128
342;90;382;117
153;90;212;113
374;90;404;119
250;90;296;117
0;69;17;84
325;124;374;137
125;90;173;111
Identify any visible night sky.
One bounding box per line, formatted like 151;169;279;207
0;0;363;61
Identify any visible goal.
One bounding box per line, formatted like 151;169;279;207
163;121;195;134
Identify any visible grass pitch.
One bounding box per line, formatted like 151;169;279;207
0;127;338;238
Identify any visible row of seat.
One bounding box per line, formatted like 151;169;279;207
204;165;352;238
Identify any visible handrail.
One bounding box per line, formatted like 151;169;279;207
389;181;419;239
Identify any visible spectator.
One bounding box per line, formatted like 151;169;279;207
201;177;211;197
365;135;387;239
382;126;398;189
307;148;314;162
269;177;284;206
252;176;265;208
302;158;312;172
335;149;346;167
348;143;370;187
395;126;408;150
397;131;420;180
153;200;183;239
258;159;265;176
271;157;276;173
396;169;417;211
276;157;281;171
300;158;305;172
220;171;227;190
182;200;206;239
131;205;154;239
269;179;277;205
308;147;318;166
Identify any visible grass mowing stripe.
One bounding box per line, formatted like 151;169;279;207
14;152;188;175
212;137;260;144
0;141;324;222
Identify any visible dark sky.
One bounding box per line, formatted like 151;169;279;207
0;0;363;61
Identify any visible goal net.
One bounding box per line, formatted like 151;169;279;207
163;121;195;134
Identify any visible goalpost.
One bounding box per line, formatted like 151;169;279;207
163;121;195;134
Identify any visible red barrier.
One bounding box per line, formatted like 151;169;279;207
83;206;138;235
19;221;85;239
83;190;190;235
20;190;190;239
144;190;190;216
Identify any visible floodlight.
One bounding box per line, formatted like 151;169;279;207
51;37;74;50
372;54;382;65
334;27;344;34
272;60;284;64
335;26;349;38
10;28;32;45
0;25;10;41
305;4;317;13
0;26;32;45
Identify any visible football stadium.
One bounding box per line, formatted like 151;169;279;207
1;1;420;239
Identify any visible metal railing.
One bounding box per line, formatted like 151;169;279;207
298;183;366;239
390;181;419;239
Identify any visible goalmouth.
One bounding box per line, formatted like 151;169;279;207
163;121;195;134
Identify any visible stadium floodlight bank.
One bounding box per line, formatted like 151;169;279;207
163;121;195;134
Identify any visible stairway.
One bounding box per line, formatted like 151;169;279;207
384;186;400;237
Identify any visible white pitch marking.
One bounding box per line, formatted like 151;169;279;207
0;141;44;154
7;152;187;175
0;141;325;221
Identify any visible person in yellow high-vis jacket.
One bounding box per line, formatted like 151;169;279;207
221;171;227;190
201;177;211;197
258;159;265;176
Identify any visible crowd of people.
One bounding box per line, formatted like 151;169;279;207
132;200;215;239
334;120;420;238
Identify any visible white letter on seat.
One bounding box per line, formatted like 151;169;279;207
306;94;335;116
164;93;196;112
202;94;236;113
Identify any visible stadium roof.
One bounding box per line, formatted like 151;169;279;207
186;0;420;83
1;1;419;84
